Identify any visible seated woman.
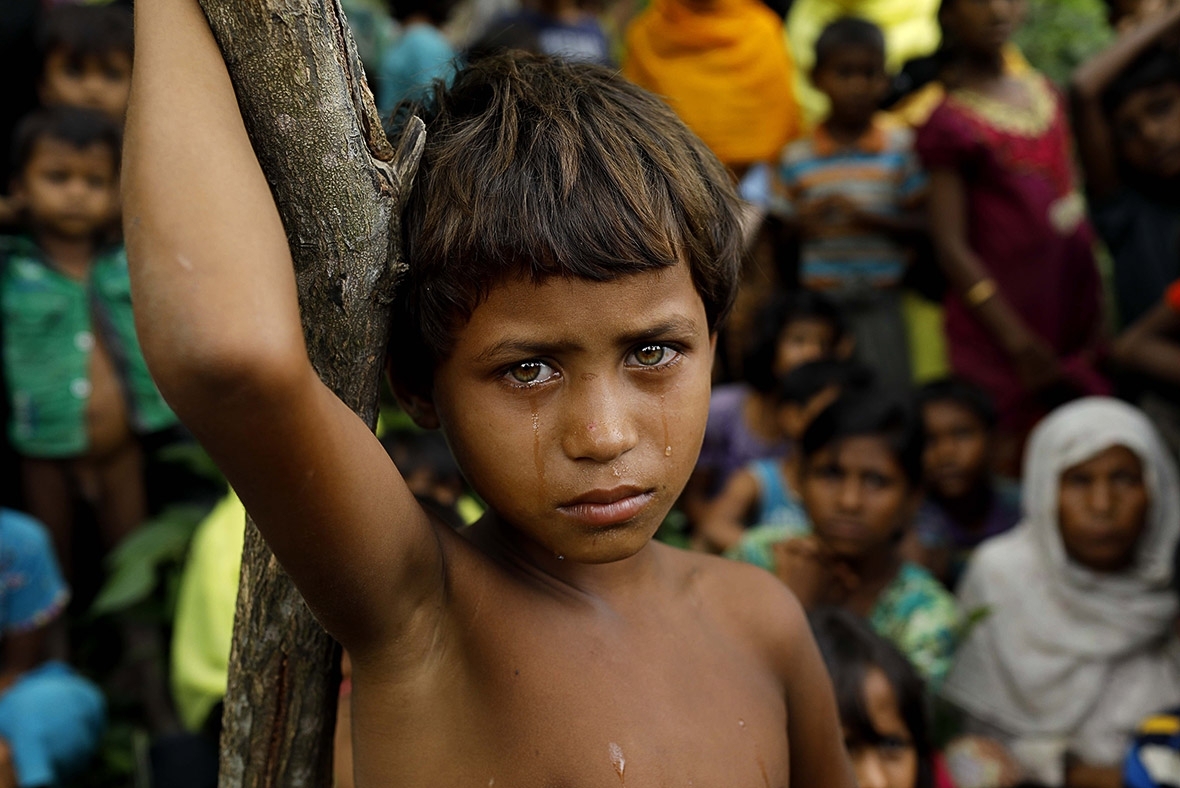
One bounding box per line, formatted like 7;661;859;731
764;387;961;688
943;398;1180;788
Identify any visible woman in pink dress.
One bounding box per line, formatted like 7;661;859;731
916;0;1110;474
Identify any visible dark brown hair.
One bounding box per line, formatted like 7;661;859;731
391;52;742;386
37;4;133;77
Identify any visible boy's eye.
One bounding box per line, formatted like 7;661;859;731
627;344;679;368
505;361;557;386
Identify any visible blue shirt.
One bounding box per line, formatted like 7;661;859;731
0;509;68;634
377;23;457;116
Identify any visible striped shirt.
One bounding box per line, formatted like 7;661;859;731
776;117;925;291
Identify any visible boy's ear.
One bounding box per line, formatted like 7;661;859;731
386;358;440;429
391;382;440;430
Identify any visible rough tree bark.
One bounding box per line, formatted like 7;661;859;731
193;0;424;784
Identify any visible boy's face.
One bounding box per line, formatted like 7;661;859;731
774;318;836;377
801;436;918;561
426;262;714;564
812;47;889;127
40;48;133;121
1057;445;1148;573
921;400;990;501
13;137;117;241
1114;83;1180;180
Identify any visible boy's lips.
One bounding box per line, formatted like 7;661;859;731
556;486;654;527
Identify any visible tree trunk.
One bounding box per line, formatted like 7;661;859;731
193;0;424;784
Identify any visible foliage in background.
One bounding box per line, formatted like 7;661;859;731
1015;0;1113;84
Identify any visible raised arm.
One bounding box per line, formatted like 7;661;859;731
1110;296;1180;385
1070;3;1180;201
122;0;442;654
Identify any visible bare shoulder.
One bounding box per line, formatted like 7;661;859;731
662;546;812;675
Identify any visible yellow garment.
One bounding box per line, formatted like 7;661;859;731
170;489;245;732
787;0;941;129
623;0;800;168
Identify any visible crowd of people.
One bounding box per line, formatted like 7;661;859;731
1;0;1179;786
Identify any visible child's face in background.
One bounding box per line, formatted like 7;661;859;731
1057;445;1149;573
774;319;837;378
1114;83;1180;180
941;0;1026;58
40;48;133;121
13;137;117;242
844;668;919;788
921;400;990;501
813;47;889;128
802;436;919;561
427;262;714;564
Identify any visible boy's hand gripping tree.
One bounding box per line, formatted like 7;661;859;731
174;0;422;784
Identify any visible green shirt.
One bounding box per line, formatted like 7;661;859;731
2;236;176;457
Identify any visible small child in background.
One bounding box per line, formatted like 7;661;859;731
684;290;847;534
809;607;953;788
909;377;1020;589
0;508;106;788
376;0;459;119
1;107;175;580
36;4;134;122
1072;1;1180;328
777;16;926;391
709;358;872;556
770;388;960;687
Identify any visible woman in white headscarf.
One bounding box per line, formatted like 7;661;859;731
942;398;1180;788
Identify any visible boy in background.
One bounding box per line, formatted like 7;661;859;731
37;4;134;122
123;0;857;783
776;16;925;390
2;106;174;582
909;378;1020;589
1071;1;1180;327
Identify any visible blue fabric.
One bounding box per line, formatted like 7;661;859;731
748;458;806;528
0;662;106;787
0;510;68;634
376;23;457;117
493;10;611;65
1124;707;1180;788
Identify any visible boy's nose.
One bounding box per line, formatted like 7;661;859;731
560;380;638;463
1088;479;1113;514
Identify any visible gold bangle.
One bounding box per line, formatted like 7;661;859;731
965;278;997;308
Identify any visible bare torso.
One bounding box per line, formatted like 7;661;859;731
350;535;794;788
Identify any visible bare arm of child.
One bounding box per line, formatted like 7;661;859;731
697;467;760;553
1110;297;1180;385
123;0;442;656
927;167;1064;392
1071;2;1180;201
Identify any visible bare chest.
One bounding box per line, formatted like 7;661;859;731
351;609;790;788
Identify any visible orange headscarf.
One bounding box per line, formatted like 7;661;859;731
623;0;800;169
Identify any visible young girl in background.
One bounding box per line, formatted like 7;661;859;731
770;388;960;688
945;398;1180;788
916;0;1109;475
810;607;953;788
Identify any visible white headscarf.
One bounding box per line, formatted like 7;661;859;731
943;398;1180;774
